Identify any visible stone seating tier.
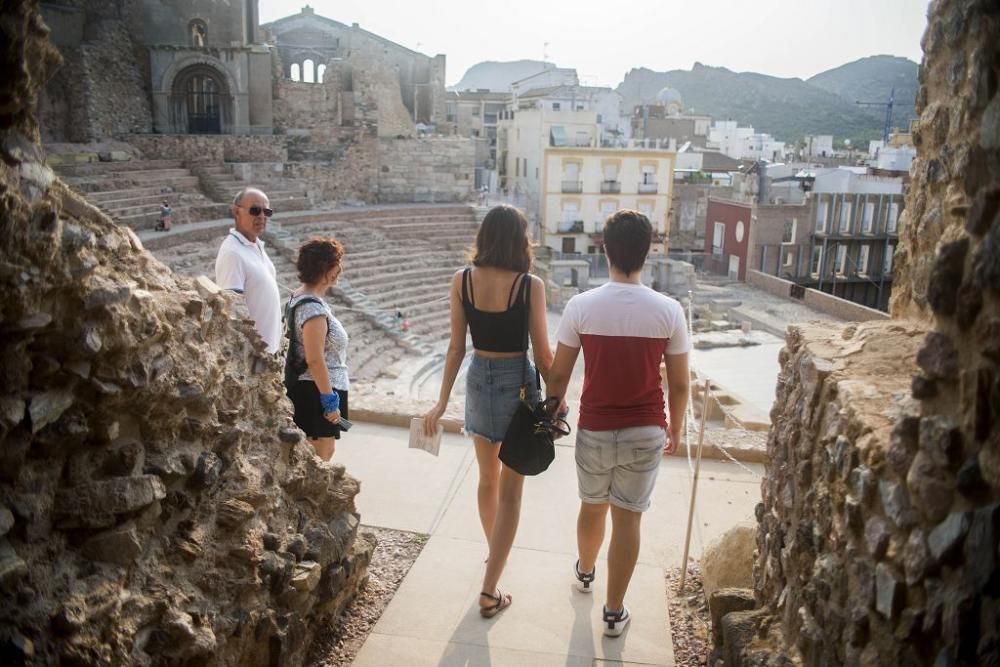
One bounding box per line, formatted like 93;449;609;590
52;158;185;176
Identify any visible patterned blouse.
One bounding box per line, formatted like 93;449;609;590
288;293;350;392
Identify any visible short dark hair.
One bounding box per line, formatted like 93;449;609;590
296;237;344;284
603;209;651;275
469;205;532;272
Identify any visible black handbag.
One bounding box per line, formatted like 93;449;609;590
499;275;570;476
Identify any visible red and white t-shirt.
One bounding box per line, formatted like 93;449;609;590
556;281;690;432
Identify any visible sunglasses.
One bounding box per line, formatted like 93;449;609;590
239;204;273;218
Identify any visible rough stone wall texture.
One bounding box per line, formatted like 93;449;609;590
736;2;1000;666
889;0;999;323
39;15;152;142
125;134;289;163
0;4;373;664
377;137;475;203
351;52;418;139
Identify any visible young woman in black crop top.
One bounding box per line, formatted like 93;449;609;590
423;205;559;618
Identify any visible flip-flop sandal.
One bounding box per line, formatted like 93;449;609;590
479;589;512;618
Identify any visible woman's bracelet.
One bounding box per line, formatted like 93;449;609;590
320;392;340;414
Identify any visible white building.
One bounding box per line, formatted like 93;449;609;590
804;135;835;158
498;107;601;214
873;146;916;173
708;120;785;161
513;85;629;148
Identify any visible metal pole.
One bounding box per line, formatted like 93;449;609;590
678;378;711;594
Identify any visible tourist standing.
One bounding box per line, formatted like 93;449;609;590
423;205;556;618
214;188;282;353
155;200;172;232
285;238;350;461
545;209;691;637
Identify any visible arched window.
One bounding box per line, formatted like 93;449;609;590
316;64;326;83
189;19;207;47
290;63;300;82
303;59;315;84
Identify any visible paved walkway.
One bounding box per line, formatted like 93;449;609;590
334;422;763;666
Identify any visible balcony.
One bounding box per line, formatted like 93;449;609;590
638;182;658;194
601;180;622;194
561;180;583;193
556;220;584;233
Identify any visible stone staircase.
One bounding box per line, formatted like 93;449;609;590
199;164;312;213
54;159;228;231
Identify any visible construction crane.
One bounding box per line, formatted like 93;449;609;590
856;87;915;143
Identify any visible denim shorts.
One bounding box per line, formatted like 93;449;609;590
575;426;666;512
464;355;539;443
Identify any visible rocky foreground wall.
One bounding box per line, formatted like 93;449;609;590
0;3;372;664
714;1;1000;664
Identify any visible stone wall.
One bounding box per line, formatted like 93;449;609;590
717;2;1000;665
126;134;289;163
746;270;889;322
377;137;475;203
0;4;373;664
889;0;999;324
38;10;152;142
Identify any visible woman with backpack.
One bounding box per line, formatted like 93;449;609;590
422;205;560;618
285;237;349;461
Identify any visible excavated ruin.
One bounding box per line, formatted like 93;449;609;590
0;3;373;664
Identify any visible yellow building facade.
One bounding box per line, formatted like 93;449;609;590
542;147;676;254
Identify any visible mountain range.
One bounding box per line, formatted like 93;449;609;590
452;56;919;145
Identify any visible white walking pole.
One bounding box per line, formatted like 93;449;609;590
678;378;710;594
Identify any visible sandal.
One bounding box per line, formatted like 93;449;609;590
479;589;512;618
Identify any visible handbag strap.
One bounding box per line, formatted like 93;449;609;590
519;273;531;400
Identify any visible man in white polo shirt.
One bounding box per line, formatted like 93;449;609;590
215;187;281;353
546;209;691;637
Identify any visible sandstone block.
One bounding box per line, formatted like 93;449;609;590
708;587;756;645
28;390;74;433
721;607;768;667
82;523;141;566
701;523;756;599
907;451;955;523
928;511;972;563
903;527;932;585
291;561;322;592
55;475;166;528
217;499;255;529
879;479;917;528
875;563;903;619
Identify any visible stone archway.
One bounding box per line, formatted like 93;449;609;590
170;64;232;134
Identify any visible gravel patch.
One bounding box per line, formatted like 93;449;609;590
666;564;711;667
310;526;428;666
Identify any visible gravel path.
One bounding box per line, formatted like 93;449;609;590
309;526;428;666
666;565;712;667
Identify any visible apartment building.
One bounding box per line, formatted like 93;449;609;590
497;106;601;214
445;90;508;188
541;146;675;255
708;169;904;311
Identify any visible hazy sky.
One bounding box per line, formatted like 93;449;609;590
259;0;931;87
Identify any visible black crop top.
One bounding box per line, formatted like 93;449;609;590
461;268;530;353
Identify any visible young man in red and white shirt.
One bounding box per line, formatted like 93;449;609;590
547;209;691;637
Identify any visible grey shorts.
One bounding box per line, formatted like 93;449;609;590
464;354;539;443
575;426;666;512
